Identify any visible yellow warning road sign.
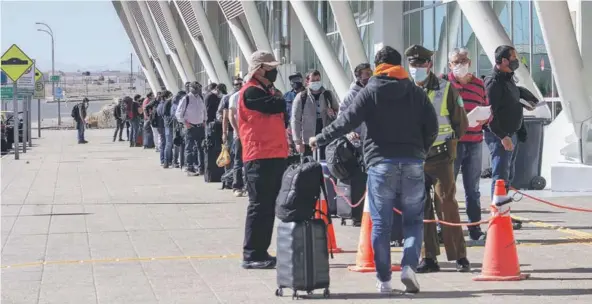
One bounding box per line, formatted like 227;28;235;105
0;44;34;82
35;68;43;83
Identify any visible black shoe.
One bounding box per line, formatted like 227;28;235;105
163;164;169;169
416;258;440;273
352;220;362;227
469;227;486;241
456;257;471;272
112;138;116;142
187;170;199;177
241;257;276;270
118;138;124;142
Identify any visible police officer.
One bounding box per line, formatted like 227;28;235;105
405;45;470;273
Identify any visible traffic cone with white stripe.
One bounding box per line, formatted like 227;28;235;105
474;179;529;281
348;193;401;272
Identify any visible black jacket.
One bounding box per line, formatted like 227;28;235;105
315;75;439;167
485;67;536;139
204;92;221;122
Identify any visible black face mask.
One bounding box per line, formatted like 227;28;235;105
509;59;519;71
264;69;278;83
291;82;303;91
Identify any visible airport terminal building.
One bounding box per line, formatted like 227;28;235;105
113;0;592;191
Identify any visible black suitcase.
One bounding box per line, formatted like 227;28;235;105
319;161;338;216
203;145;224;183
335;172;366;226
276;219;331;299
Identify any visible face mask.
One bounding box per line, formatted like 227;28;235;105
309;81;322;91
190;88;200;95
233;84;242;92
409;67;428;83
264;69;278;83
453;64;469;78
291;82;303;91
509;59;520;71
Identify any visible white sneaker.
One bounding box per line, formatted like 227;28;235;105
233;189;245;197
375;280;392;293
400;266;420;294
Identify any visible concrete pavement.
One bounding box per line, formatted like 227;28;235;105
2;129;592;304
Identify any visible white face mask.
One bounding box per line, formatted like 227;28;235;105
308;81;322;91
453;64;469;78
409;67;428;83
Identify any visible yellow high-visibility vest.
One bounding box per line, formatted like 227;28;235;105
427;79;454;146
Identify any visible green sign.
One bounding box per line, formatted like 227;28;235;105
50;75;60;82
1;85;32;100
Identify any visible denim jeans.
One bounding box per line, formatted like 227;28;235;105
484;131;519;197
143;120;154;148
113;119;124;140
367;159;425;283
152;125;161;151
130;118;140;146
164;126;174;166
454;141;483;224
232;137;245;190
185;124;205;173
157;127;165;164
173;138;185;167
76;120;85;143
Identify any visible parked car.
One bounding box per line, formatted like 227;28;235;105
1;111;24;152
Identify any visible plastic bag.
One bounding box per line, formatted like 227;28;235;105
216;145;231;168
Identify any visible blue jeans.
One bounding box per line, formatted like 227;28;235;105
454;141;483;224
232;137;245;190
185;124;205;173
130;118;140;146
367;159;425;283
484;131;519;197
76;120;85;142
164;126;174;165
157;127;165;164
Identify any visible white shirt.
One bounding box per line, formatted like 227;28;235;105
176;92;206;125
228;91;240;138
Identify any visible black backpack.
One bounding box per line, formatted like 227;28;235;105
71;104;79;119
276;156;329;222
325;137;364;181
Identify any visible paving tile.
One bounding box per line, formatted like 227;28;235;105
38;264;97;304
93;263;158;304
1;234;48;266
84;205;125;232
88;232;136;259
45;233;90;261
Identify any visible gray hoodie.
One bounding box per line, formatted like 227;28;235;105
339;82;364;137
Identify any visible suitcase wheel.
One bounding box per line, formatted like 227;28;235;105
323;288;330;298
275;288;283;297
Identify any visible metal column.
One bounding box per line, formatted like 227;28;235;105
535;0;592;164
328;1;369;73
115;1;160;93
457;0;551;120
189;0;232;86
228;18;255;63
136;1;179;91
241;1;287;91
289;0;350;99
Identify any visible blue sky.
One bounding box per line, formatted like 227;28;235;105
1;0;136;73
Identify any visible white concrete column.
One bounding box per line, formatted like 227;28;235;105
159;1;196;83
535;0;592;164
241;1;287;92
434;3;463;76
372;1;404;56
289;0;350;100
190;0;232;86
329;0;368;74
457;0;551;120
228;18;255;62
575;1;592;88
136;1;179;91
119;1;159;93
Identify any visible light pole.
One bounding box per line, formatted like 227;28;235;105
35;22;58;125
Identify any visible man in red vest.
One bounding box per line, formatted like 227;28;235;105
238;50;289;269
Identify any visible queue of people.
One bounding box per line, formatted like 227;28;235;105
103;44;535;294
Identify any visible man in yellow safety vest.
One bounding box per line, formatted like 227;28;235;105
405;45;470;273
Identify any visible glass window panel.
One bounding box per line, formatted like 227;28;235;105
326;3;336;32
408;11;422;48
513;1;530;72
360;24;374;63
493;1;511;38
359;0;368;24
434;4;446;76
477;40;493;80
461;14;477;75
404;13;411;52
532;5;557;98
350;0;360;24
423;8;435;51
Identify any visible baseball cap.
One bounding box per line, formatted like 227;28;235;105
247;50;281;78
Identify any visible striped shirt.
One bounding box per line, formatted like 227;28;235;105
448;72;488;142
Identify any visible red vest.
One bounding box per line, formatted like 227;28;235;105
238;80;288;162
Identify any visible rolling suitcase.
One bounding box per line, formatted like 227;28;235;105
275;219;331;299
335;172;366;226
319;161;337;216
203;144;224;183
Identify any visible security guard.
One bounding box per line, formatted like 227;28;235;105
405;45;470;273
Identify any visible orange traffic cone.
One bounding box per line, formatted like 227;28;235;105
348;196;401;272
315;199;343;254
474;179;529;281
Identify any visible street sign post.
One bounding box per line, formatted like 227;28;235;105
1;44;35;160
55;87;63;99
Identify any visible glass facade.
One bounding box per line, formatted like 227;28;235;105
403;0;558;105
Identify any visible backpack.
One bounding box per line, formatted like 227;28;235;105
325;136;364;181
276;156;329;222
71;104;79;119
299;90;336;123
